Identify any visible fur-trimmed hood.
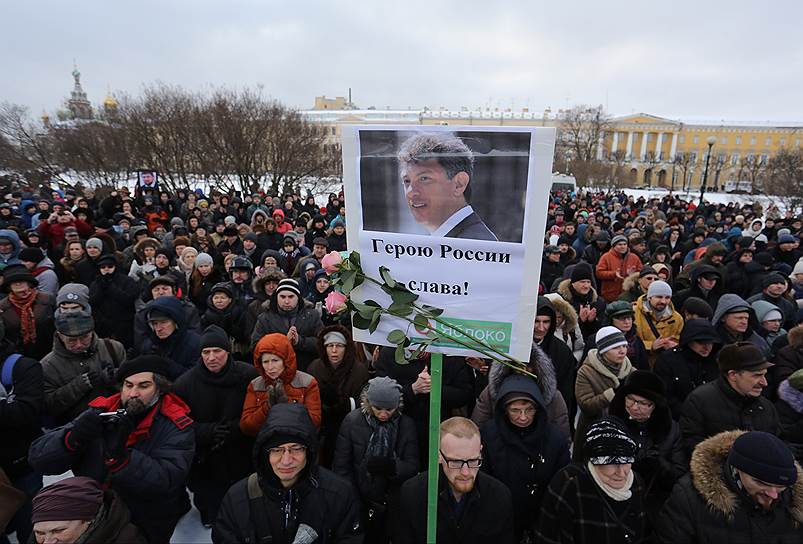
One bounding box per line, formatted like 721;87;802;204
543;292;579;333
788;324;803;348
778;380;803;414
690;430;803;522
556;278;599;304
133;237;161;261
487;343;557;405
621;271;642;295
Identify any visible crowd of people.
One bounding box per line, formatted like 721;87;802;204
0;182;802;543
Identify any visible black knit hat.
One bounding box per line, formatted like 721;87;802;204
275;278;300;297
728;431;797;486
18;246;44;264
682;297;713;319
201;324;230;351
96;254;117;267
761;272;787;290
571;263;594;283
210;282;234;298
617;370;666;406
584;416;638;465
115;355;170;382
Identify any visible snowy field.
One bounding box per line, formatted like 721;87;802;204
622;187;791;213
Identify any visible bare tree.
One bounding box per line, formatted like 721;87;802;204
0;102;64;184
673;152;694;192
50;117;133;187
738;154;766;192
763;148;803;211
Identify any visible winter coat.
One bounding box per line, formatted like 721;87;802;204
544;292;585;362
556;278;607;339
332;391;418;511
771;328;803;393
0;291;55;360
29;256;59;299
480;376;570;540
36;218;93;250
776;380;803;462
133;296;202;348
374;350;474;461
200;296;252;355
173;356;258;487
41;334;126;425
535;463;649;544
609;388;686;524
654;347;720;421
471;344;571;441
582;325;650;371
138;296;202;379
0;228;21;269
680;377;779;456
632;294;684;354
0;346;42;480
748;291;799;332
240;333;322;435
617;271;647;304
88;271;139;348
712;293;772;358
396;469;515;544
250;298;323;372
28;393;194;544
596;248;643;302
655;430;803;544
214;404;363;544
535;297;579;419
574;349;634;454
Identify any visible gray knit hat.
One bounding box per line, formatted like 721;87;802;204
611;234;628;246
194;252;214;268
85;237;103;250
56;283;91;312
366;376;403;410
647;280;672;298
596;326;628;355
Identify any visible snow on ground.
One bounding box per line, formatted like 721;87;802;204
622;187;790;213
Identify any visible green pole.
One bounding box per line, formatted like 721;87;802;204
426;352;443;543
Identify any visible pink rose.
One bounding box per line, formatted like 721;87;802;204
321;251;343;274
325;290;348;314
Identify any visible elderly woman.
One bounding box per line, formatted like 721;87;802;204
536;417;648;543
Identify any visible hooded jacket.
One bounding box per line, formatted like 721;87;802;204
534;296;579;422
480;375;570;540
240;333;322;436
0;228;21;269
656;430;803;543
544;292;585;362
712;294;771;357
673;264;724;312
139;296;202;379
556;278;607;339
0;341;42;481
777;379;803;461
215;404;363;544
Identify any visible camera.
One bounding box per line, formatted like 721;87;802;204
98;409;127;423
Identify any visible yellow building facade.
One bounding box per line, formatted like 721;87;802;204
303;100;803;190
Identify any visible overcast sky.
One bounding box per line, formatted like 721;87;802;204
2;1;801;122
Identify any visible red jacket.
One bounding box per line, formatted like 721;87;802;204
596;248;643;302
37;219;93;249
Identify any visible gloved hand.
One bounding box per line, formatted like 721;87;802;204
212;422;231;443
84;369;107;389
66;409;103;450
319;383;339;406
633;449;661;474
103;412;136;461
269;381;288;405
365;455;396;476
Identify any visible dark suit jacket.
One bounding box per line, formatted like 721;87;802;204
444;211;497;241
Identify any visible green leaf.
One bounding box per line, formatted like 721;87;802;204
394;344;409;364
387;329;407;345
353;273;365;289
379;266;396;288
387;302;413;317
352;302;379;320
348;251;361;268
368;311;381;333
363;300;381;308
422;304;444;317
352;313;372;330
391;289;418;305
340;272;356;295
413;314;431;330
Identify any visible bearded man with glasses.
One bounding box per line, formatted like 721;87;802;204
396;416;515;544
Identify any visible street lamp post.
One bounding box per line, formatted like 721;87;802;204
699;136;716;207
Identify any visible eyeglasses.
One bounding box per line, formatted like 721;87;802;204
506;406;536;417
440;450;482;470
625;395;654;408
268;445;306;458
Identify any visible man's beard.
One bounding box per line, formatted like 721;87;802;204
124;395;160;416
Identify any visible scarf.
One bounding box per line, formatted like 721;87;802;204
588;462;633;502
9;289;38;345
364;411;400;460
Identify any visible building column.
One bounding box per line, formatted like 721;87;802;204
625;132;634;160
596;133;605;160
639;132;649;161
611;131;619;155
655;132;664;160
669;132;678;160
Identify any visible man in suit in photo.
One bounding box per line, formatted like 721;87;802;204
398;133;497;241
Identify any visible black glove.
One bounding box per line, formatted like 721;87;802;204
319;384;339;406
365;455;396;476
633;449;661;474
212;422;231;443
102;412;136;461
269;381;288;405
66;410;103;450
83;370;101;389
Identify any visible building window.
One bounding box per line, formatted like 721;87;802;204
796;139;801;147
689;152;698;163
735;136;742;145
720;136;727;145
717;153;726;162
750;136;756;145
693;135;699;145
780;138;786;146
331;127;336;135
679;135;685;144
731;153;740;166
765;137;772;146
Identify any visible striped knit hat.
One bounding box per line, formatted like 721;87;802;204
596;326;628;355
275;278;300;297
584;416;637;465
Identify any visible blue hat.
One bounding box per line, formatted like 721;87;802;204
728;431;797;486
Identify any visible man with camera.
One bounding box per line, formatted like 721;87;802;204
28;355;195;543
35;209;93;251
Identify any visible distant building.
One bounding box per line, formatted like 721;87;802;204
66;65;92;120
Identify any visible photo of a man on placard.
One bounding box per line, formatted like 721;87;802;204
398;133;497;241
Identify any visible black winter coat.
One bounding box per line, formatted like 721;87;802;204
680;377;779;456
656;430;803;544
535;463;649;544
654;347;720;420
89;271;139;348
213;404;363;544
0;347;42;479
173;357;258;485
250;301;323;372
776;380;803;462
137;296;202;379
480;377;570;540
28;394;195;543
395;470;515;544
374;350;474;462
133;297;202;350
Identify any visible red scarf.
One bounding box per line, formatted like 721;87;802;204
9;289;38;345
